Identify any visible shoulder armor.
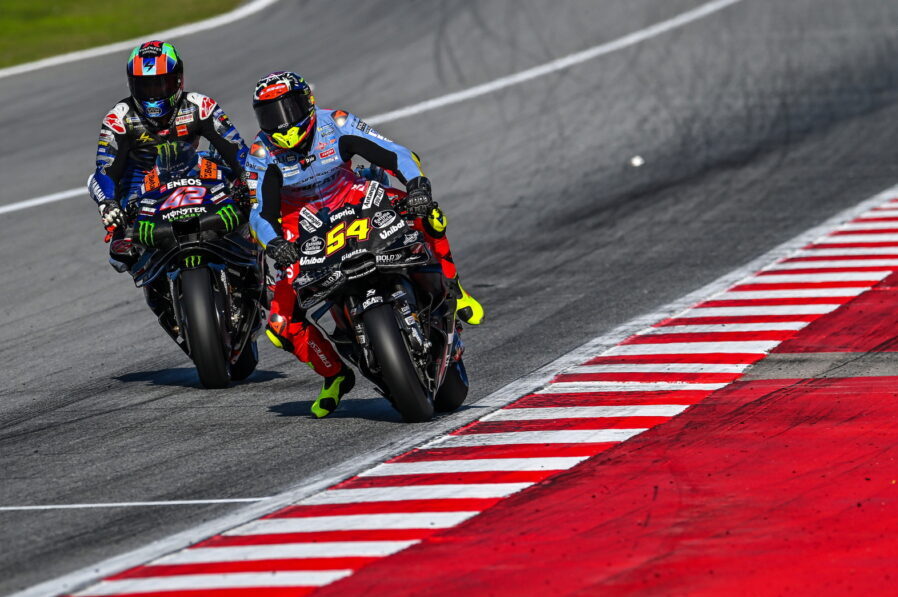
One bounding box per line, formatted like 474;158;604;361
249;134;270;160
102;102;130;134
186;92;217;120
331;109;349;127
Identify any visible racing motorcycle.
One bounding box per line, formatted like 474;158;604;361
293;180;468;422
119;149;264;389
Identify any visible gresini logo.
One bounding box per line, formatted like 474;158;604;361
184;255;202;267
217;204;240;232
137;220;155;245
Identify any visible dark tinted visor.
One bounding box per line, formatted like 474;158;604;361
129;72;181;101
254;92;312;133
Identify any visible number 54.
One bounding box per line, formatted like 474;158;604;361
326;218;372;255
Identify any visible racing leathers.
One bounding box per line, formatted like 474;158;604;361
87;93;248;265
246;108;459;378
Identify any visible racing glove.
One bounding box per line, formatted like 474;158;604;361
98;199;124;228
230;173;251;208
265;237;299;270
402;176;435;217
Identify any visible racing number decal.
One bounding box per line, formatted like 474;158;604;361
325;218;372;256
159;186;206;211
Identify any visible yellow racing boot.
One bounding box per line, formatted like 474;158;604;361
311;367;355;418
451;278;484;325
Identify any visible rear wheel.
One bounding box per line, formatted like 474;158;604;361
363;304;433;422
180;268;230;389
230;340;258;382
434;359;468;412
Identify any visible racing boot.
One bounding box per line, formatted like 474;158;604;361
449;277;484;325
108;226;138;273
311;366;355;418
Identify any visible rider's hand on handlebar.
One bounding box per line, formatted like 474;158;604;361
265;237;299;270
98;200;124;228
401;176;434;217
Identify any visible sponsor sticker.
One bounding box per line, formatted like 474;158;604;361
319;148;335;159
301;236;325;255
175;113;194;125
300;206;323;229
176;124;189;136
300;255;325;266
378;221;406;240
372;210;397;229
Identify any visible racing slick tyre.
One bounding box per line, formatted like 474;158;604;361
229;340;259;382
434;359;469;412
180;268;230;389
364;304;434;422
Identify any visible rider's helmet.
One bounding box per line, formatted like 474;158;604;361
155;141;197;178
252;72;316;153
127;40;184;122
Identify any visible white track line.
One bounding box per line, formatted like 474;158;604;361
769;260;898;269
154;541;418;564
1;0;743;217
230;512;480;535
604;341;780;355
0;0;281;80
485;405;689;420
304;484;534;504
642;322;808;333
361;457;587;476
0;498;268;512
75;572;352;596
542;380;728;392
431;430;647;448
572;363;751;373
716;288;868;298
680;305;842;317
750;272;891;282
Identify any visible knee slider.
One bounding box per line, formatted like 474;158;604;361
425;206;447;237
266;315;294;352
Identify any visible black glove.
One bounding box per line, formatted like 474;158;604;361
231;174;250;207
265;237;299;270
402;176;435;217
98;199;124;228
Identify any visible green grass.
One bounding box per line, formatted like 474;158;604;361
0;0;242;68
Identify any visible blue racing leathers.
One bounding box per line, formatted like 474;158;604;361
245;108;424;248
88;93;248;209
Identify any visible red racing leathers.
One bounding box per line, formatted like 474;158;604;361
246;108;457;377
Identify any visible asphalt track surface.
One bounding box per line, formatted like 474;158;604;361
4;0;898;593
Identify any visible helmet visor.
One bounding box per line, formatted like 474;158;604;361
130;72;181;101
254;92;312;133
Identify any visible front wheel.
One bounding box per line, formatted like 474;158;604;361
434;359;468;412
180;268;230;389
230;340;258;382
363;304;433;422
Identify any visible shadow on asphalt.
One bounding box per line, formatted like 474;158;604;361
269;397;481;423
115;368;287;388
270;394;401;422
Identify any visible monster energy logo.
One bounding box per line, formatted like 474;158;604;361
155;141;180;162
137;220;155;245
217;204;239;232
184;255;202;268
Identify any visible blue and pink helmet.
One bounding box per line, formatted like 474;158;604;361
126;40;184;120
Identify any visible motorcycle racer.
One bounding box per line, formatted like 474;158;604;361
246;71;483;418
87;40;248;271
